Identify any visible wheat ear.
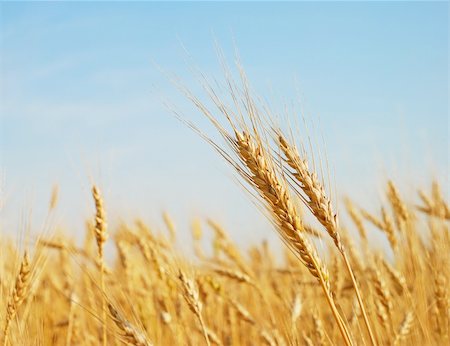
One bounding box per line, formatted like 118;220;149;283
108;303;152;346
372;267;394;336
278;132;376;346
361;208;398;251
393;311;414;345
92;185;108;346
417;182;450;220
233;130;352;345
178;71;352;345
387;181;410;230
3;251;31;346
178;270;210;346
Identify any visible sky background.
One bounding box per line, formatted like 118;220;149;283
0;2;448;252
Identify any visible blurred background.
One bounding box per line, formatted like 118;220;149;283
0;1;448;251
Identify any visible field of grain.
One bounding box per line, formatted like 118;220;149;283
1;72;448;346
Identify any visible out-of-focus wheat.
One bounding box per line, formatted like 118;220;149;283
1;189;448;345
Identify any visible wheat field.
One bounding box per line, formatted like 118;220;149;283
1;72;448;346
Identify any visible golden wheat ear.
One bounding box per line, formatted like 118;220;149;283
176;69;355;345
108;303;153;346
3;251;31;346
91;185;108;346
276;131;376;345
178;269;211;346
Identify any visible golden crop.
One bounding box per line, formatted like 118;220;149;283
1;69;448;346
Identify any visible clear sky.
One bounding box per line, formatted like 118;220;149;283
0;2;448;250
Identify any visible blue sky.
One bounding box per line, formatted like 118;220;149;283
0;2;448;249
